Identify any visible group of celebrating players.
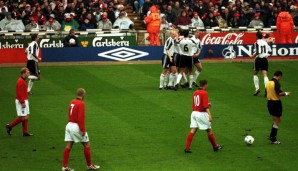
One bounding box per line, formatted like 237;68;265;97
159;29;203;91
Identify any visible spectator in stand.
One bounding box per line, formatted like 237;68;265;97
268;11;278;27
81;18;95;30
229;12;240;27
43;5;54;19
204;12;218;27
0;0;8;13
222;7;232;23
54;3;66;24
196;0;209;17
107;5;116;24
160;16;169;29
246;7;255;22
98;15;112;29
113;12;134;29
35;11;47;27
173;1;182;17
191;11;204;27
0;12;13;30
242;2;250;14
25;17;40;31
142;0;152;18
216;12;227;28
93;8;102;23
61;13;79;31
290;5;298;25
63;29;79;47
115;4;124;18
44;17;61;30
165;5;176;24
11;5;22;20
239;11;249;26
276;6;294;43
248;13;264;27
85;12;96;28
0;7;6;20
175;10;191;26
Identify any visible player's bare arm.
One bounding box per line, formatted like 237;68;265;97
166;50;173;62
279;91;291;96
206;108;212;123
250;53;257;58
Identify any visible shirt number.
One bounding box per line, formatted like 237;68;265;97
194;95;200;107
70;104;75;115
184;45;189;52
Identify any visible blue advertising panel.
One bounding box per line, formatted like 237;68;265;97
42;44;298;62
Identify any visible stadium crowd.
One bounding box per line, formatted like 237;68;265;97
0;0;297;31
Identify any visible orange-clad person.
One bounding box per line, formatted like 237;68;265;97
144;5;161;46
276;6;294;44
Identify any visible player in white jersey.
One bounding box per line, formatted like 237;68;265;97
159;30;177;90
250;31;272;96
25;34;41;94
191;29;203;87
174;30;196;90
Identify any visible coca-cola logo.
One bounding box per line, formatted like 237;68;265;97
201;33;245;45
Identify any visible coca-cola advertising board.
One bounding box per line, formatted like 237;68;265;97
200;32;298;45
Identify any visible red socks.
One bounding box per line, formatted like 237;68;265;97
208;133;217;149
22;119;28;134
185;132;195;150
63;148;71;167
9;117;22;128
84;146;92;166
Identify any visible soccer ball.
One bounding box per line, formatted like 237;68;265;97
244;135;254;145
69;38;76;45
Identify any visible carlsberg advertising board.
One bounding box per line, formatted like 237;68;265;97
0;35;136;49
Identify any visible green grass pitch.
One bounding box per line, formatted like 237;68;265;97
0;61;298;171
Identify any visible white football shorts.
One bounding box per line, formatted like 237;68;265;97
64;122;89;143
15;99;29;116
190;111;211;130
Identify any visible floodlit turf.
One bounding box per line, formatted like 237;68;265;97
0;61;298;171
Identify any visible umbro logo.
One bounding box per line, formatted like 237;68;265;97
98;47;149;61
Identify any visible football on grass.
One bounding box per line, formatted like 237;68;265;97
244;135;254;145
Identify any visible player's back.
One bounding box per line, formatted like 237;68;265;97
68;99;85;123
26;41;39;61
179;38;196;56
163;37;175;56
254;39;271;58
191;36;202;54
192;89;209;112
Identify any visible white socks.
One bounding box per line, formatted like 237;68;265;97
194;70;200;83
164;73;169;88
189;75;194;88
182;73;188;84
27;75;38;93
159;74;165;88
168;73;176;87
264;76;269;88
176;73;182;85
253;75;259;91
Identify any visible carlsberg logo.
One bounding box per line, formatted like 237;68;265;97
92;37;129;47
0;39;24;49
40;39;64;48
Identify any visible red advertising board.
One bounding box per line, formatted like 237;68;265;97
0;48;42;64
200;32;298;45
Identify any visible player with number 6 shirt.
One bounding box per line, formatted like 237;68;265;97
184;80;223;153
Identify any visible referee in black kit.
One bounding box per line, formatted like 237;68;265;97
266;71;291;144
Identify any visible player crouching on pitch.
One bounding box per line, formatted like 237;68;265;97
62;88;100;171
184;80;223;153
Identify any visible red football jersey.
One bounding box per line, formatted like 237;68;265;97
192;89;209;112
68;99;86;132
16;77;28;104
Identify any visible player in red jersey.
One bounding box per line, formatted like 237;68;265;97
184;80;223;153
5;67;33;136
62;88;100;171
